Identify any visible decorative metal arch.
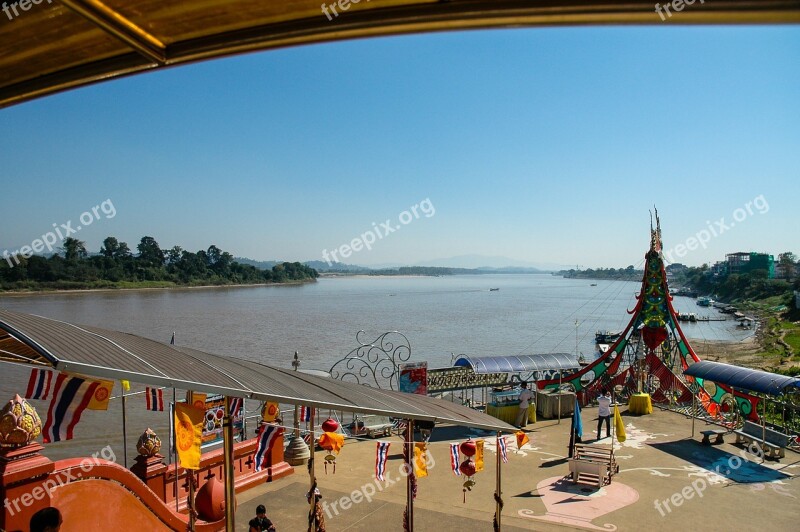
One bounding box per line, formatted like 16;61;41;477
329;331;412;390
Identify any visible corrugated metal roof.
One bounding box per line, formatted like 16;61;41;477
0;310;515;432
453;353;580;375
684;360;800;396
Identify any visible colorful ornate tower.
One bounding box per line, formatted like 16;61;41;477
538;211;759;424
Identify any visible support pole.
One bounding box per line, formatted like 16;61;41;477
495;431;502;531
405;419;415;532
762;395;767;463
691;393;696;439
223;396;236;531
188;470;196;532
121;390;128;467
557;373;562;424
309;407;317;531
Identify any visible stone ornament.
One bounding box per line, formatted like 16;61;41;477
0;394;42;448
136;427;162;457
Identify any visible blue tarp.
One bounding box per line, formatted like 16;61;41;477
453;353;579;375
683;360;800;396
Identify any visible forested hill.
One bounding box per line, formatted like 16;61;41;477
0;236;318;291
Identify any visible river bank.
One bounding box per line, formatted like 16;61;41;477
0;279;316;297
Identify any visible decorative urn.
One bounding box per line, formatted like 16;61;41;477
0;394;42;448
136;427;162;457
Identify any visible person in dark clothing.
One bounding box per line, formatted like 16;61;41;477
249;504;276;532
30;507;62;532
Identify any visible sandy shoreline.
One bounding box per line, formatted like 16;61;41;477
0;280;315;297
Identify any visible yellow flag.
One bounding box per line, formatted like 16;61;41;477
174;402;204;469
475;440;485;472
614;405;626;443
187;391;207;410
414;442;428;478
120;380;131;392
515;430;529;449
318;432;345;454
261;401;280;422
87;380;114;410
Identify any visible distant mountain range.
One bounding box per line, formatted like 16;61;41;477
235;255;561;274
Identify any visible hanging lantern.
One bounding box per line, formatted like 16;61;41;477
459;439;476;458
459;459;476;503
321;417;339;433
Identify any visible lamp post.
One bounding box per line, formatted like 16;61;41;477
285;351;310;465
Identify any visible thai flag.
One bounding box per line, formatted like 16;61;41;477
229;397;243;418
392;418;407;434
498;436;509;464
375;441;391;481
145;387;164;412
299;406;310;422
254;424;280;472
43;374;99;443
450;443;461;476
26;368;53;400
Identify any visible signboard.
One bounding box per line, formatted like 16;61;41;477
196;394;243;447
426;367;508;393
399;362;428;395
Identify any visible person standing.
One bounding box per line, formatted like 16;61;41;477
596;389;612;440
249;504;276;532
516;382;534;428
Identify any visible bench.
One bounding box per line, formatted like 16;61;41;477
700;429;726;445
734;420;791;459
568;443;619;487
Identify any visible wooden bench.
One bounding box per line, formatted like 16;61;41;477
734;420;791;459
700;429;726;445
568;443;619;487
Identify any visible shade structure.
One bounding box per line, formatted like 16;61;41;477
1;1;799;109
0;309;516;433
453;353;580;375
684;360;800;397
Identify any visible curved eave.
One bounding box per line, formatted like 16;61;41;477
1;0;799;109
0;309;516;433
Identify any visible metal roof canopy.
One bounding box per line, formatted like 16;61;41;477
1;1;799;109
684;360;800;396
0;310;515;433
453;353;580;375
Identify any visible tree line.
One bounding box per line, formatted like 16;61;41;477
0;236;318;291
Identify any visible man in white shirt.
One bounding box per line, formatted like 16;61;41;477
516;382;534;428
597;389;612;440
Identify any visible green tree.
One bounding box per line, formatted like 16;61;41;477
136;236;165;268
61;237;87;262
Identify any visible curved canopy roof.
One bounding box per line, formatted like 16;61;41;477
453;353;579;375
1;1;799;109
0;309;515;433
684;360;800;396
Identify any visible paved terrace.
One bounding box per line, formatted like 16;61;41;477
235;407;799;531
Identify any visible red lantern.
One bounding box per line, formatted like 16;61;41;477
459;459;476;477
322;417;339;433
459;440;476;458
642;326;668;351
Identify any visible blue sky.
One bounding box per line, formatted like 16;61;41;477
1;26;798;268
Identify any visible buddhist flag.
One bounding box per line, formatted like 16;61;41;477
26;368;53;400
261;401;280;422
414;442;429;478
187;391;206;410
475;440;485;472
375;441;390;481
87;380;114;410
515;430;529;450
614;405;627;443
174;402;204;470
